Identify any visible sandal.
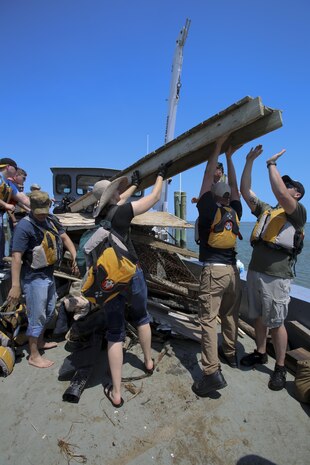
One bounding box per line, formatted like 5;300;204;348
104;384;124;408
144;358;155;376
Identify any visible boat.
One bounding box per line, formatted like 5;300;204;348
0;193;309;464
0;22;309;465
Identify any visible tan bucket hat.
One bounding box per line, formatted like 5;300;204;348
92;177;128;218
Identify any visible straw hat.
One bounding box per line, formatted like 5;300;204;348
92;177;128;218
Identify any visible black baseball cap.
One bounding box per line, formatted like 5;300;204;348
0;157;18;170
216;162;224;173
282;175;305;200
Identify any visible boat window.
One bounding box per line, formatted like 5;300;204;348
132;191;143;198
55;174;71;195
76;174;144;197
76;175;107;195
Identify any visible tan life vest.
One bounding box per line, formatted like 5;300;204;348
25;216;63;269
250;207;301;253
0;176;12;203
207;206;240;249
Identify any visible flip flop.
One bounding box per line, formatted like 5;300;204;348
144;358;155;376
104;384;124;408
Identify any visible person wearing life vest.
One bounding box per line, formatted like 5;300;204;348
192;136;243;398
89;165;170;408
0;157;30;267
6;168;30;254
240;146;306;391
7;190;78;368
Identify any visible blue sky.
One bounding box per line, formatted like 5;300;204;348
1;0;309;221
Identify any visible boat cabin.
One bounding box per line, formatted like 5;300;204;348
50;166;143;211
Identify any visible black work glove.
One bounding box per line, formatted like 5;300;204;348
157;161;172;179
131;170;141;187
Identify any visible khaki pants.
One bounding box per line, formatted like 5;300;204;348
198;264;241;375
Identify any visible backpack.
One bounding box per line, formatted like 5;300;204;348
76;206;120;275
24;215;63;269
79;206;138;305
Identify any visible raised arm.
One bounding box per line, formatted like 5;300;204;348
266;149;298;215
118;170;140;206
131;164;169;217
225;145;242;201
199;135;228;198
240;145;263;212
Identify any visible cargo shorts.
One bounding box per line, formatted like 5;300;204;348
104;267;150;342
246;269;291;328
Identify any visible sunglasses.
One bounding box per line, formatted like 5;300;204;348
285;182;300;195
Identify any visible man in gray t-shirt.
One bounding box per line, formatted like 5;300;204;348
240;146;306;391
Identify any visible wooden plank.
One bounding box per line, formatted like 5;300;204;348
55;212;96;229
54;270;82;282
238;318;256;340
131;211;193;228
285;348;310;374
131;232;199;258
148;300;202;342
69;191;96;213
286;320;310;350
149;274;189;296
148;300;247;341
56;211;194;231
110;97;282;191
287;320;310;338
69;96;282;211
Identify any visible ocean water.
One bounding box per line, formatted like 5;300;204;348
183;222;310;289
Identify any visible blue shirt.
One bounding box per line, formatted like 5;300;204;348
12;213;65;279
6;178;19;196
0;174;18;212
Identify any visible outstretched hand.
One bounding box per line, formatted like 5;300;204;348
225;144;243;159
131;170;141;187
215;133;230;151
246;145;263;162
266;149;286;164
157;161;172;179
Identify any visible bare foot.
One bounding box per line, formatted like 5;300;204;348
28;356;54;368
38;341;58;350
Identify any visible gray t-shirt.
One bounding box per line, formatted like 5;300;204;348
249;200;307;278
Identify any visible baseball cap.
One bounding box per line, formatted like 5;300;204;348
282;175;305;200
211;181;231;198
216;162;224;173
29;191;51;214
0;157;18;170
30;183;41;191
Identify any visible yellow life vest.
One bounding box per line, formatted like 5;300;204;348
0;176;12;203
207;206;240;249
250;207;303;254
25;216;63;269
